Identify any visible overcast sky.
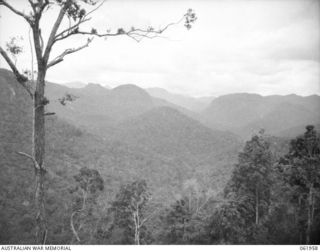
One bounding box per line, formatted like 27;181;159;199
0;0;319;97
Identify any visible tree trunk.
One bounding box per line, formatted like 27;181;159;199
70;212;81;243
33;70;47;244
135;227;140;245
255;188;259;225
134;208;140;245
306;184;314;244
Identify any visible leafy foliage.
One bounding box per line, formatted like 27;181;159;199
107;180;152;244
225;132;274;225
159;180;213;244
5;37;23;65
1;68;319;244
184;9;197;30
277;125;320;244
69;167;104;244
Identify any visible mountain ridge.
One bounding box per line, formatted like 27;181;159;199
202;92;320;139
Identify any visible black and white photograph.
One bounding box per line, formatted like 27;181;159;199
0;0;319;248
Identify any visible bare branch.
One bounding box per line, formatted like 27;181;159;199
39;30;44;53
70;14;186;43
47;38;93;68
70;186;88;243
70;212;81;242
54;1;106;43
27;0;36;14
39;0;51;15
17;151;41;171
139;209;160;228
44;112;55;116
54;17;91;43
0;47;33;98
28;27;35;82
43;2;70;63
0;0;32;24
194;196;212;215
86;0;106;17
53;8;189;45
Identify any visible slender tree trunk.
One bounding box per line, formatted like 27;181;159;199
255;187;259;225
135;227;140;245
306;184;314;244
297;195;303;244
311;192;315;226
134;207;140;245
33;69;47;244
70;212;81;243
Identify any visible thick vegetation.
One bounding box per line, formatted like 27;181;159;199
0;69;319;244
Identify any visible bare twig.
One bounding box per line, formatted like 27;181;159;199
54;17;92;42
53;0;106;43
47;37;93;68
0;47;33;98
54;11;187;43
28;27;35;82
70;212;81;242
43;2;70;63
17;151;41;171
0;1;32;24
70;188;87;243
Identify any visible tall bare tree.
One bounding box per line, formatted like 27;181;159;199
0;0;196;244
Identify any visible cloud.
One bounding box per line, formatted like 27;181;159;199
1;0;319;97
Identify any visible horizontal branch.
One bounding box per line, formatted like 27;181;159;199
68;15;185;42
54;10;188;44
0;47;33;98
47;37;93;68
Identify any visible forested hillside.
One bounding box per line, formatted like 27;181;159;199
1;68;319;244
0;69;240;244
45;81;198;135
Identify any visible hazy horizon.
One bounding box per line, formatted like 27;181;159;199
50;76;320;98
1;66;319;98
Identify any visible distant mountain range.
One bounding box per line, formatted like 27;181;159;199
53;83;214;112
1;68;319;190
202;93;320;139
45;81;199;135
48;78;320;140
2;68;318;140
146;87;214;112
62;81;111;89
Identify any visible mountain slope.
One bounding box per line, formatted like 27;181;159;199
146;87;214;112
0;68;242;195
202;93;320;139
0;68;242;243
46;81;204;135
45;82;156;134
112;106;239;157
104;106;242;194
